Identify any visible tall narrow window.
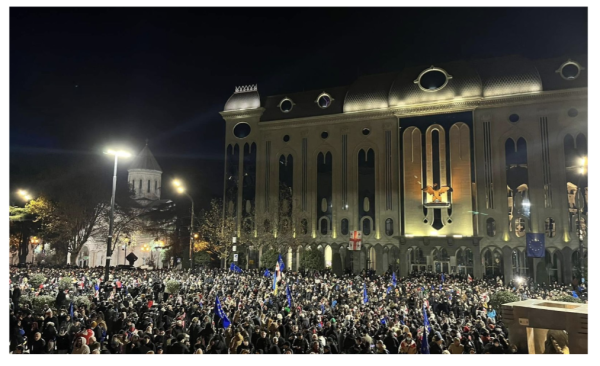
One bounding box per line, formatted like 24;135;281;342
155;180;158;192
139;179;142;190
147;180;151;193
301;219;308;235
341;219;349;235
320;218;328;235
545;218;556;238
385;218;394;236
486;218;496;237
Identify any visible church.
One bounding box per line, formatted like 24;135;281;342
74;144;174;269
219;54;587;284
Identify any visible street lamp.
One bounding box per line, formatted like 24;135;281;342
576;156;587;282
173;179;195;270
30;236;40;264
17;190;33;202
103;148;131;281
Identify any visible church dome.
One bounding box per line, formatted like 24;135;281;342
471;55;542;97
343;73;396;113
224;85;261;111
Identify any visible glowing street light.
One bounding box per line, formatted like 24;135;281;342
173;179;196;270
17;190;33;201
102;147;131;281
576;156;588;282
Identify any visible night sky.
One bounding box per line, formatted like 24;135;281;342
10;7;587;210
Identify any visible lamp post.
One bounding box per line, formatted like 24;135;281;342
576;157;587;282
103;149;131;282
173;180;195;270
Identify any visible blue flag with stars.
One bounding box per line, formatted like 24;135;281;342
69;302;74;319
526;233;545;258
387;286;392;294
278;254;285;272
230;262;242;273
363;283;368;304
215;296;231;328
264;269;271;277
421;328;430;354
286;284;292;307
392;272;397;287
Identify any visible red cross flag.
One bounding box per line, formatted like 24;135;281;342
348;231;362;251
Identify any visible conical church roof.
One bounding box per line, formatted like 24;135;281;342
129;145;162;172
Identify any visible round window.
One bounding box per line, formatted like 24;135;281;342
509;114;520;123
568;108;578;118
415;67;452;92
280;98;294;113
317;94;332;109
561;64;580;80
283;135;290;142
233;122;251;139
362;128;370;136
321;131;329;139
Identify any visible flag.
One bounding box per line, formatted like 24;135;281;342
441;273;445;283
423;304;431;332
278;254;286;272
468;274;473;283
381;318;387;325
321;303;325;314
387;286;392;294
572;291;579;298
286;284;292;307
273;273;278;295
526;233;545;258
264;269;271;277
421;328;430;354
275;260;282;282
229;263;242;273
348;231;362;251
392;272;397;287
69;302;74;319
363;283;368;304
215;296;231;328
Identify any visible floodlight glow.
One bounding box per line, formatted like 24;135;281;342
173;180;182;187
177;186;185;193
104;149;131;157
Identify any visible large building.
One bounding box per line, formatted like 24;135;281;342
219;55;587;284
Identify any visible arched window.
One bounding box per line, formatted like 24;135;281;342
486;218;496;237
362;217;372;236
300;219;308;235
483;249;503;277
545;218;556;238
341;219;349;235
324;246;332;268
456;248;474;276
408;247;426;272
385;218;394;236
320;218;328;235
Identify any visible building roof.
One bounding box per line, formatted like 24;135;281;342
226;54;587;119
129;145;162;172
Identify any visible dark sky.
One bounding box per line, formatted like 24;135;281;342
10;7;587;209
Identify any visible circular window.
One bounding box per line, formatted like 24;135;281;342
362;128;370;136
423;219;428;224
414;66;453;92
568;108;578;118
321;131;329;139
509;114;520;123
283;135;290;142
316;93;333;109
556;60;583;81
233;122;251;139
280;98;294;113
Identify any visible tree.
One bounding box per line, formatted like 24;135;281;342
196;198;236;268
488;290;521;310
9;205;39;264
261;249;279;269
301;246;324;271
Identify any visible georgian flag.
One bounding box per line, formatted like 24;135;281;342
348;231;362;251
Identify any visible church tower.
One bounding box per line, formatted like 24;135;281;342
128;142;162;205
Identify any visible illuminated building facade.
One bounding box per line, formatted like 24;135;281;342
220;55;587;283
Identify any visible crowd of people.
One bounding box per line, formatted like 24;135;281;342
9;264;586;354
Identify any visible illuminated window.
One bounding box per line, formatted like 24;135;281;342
515;218;526;237
385;218;393;236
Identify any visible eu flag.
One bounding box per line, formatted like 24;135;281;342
363;283;368;304
423;304;431;332
264;269;271;277
387;286;392;294
392;272;397;288
526;233;545;258
229;263;242;273
278;254;286;272
421;331;430;354
69;302;74;319
215;296;231;328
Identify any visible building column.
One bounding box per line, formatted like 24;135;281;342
473;244;483;279
332;245;343;276
503;246;513;285
382;247;389;273
398;245;409;278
